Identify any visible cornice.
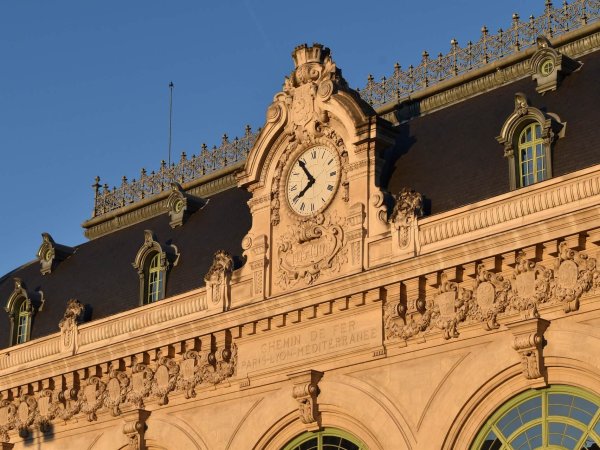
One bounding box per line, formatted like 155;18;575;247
82;163;242;239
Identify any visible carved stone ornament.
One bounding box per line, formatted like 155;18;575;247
506;317;550;383
554;241;597;313
508;251;553;318
58;299;84;354
165;182;205;229
277;212;347;288
4;278;34;318
384;240;600;344
36;232;74;275
389;188;423;249
0;338;237;440
530;36;582;94
122;409;150;450
204;250;234;312
287;370;323;431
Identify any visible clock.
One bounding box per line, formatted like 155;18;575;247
286;145;340;216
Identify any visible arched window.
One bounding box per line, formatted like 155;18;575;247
4;278;34;346
518;123;548;187
132;230;179;306
146;252;165;304
472;386;600;450
15;299;31;344
496;93;564;190
283;428;367;450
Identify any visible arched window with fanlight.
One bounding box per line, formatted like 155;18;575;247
472;385;600;450
497;93;564;190
283;428;367;450
132;230;179;306
518;122;548;187
4;278;34;346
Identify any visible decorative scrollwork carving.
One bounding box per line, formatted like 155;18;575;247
204;250;234;311
389;188;423;249
277;212;347;288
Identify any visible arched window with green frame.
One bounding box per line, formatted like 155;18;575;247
283;427;367;450
472;385;600;450
15;299;31;344
146;252;165;304
518;122;548;187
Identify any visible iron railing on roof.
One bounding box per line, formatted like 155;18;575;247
92;0;600;217
359;0;600;108
92;126;257;217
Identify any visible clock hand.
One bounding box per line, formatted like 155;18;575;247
298;159;315;183
297;177;315;198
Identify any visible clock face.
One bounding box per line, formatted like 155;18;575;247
286;145;340;216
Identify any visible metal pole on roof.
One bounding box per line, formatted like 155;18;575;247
168;81;174;170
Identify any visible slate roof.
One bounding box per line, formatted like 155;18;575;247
0;187;251;347
385;49;600;214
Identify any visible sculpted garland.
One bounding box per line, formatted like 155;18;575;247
0;344;237;443
385;242;600;342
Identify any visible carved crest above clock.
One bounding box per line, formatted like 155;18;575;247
237;43;397;298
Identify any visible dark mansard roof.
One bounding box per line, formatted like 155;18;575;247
2;46;600;349
385;49;600;215
0;187;252;347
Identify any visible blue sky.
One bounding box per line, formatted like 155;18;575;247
0;0;541;276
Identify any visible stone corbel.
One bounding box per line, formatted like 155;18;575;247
165;182;205;229
122;409;151;450
204;250;234;312
506;318;550;386
389;188;423;259
287;370;323;431
58;299;85;355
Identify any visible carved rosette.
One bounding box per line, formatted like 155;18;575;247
277;212;347;288
389;188;423;250
287;370;323;431
58;299;84;354
554;241;597;313
204;250;234;311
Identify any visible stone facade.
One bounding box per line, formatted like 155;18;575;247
2;9;600;450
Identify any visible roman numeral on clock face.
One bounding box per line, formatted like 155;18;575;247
286;145;341;216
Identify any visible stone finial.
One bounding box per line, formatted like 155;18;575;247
287;370;323;431
292;43;328;68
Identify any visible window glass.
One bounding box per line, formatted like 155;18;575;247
284;428;366;450
15;299;30;344
472;386;600;450
146;253;164;304
518;123;547;187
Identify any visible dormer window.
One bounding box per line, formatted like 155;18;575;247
132;230;180;306
518;123;548;187
4;278;35;346
496;93;565;190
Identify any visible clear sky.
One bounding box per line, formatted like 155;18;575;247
0;0;543;276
